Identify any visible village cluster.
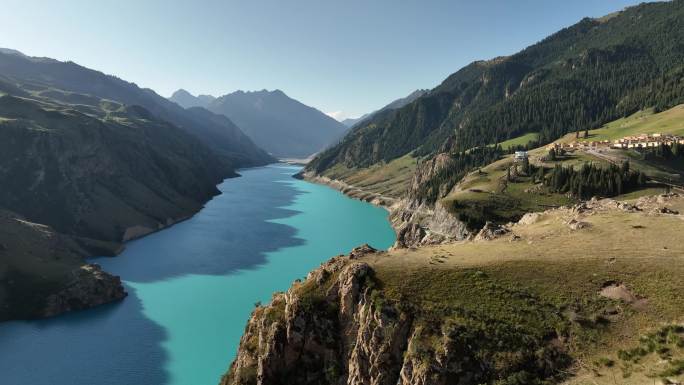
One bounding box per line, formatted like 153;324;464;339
547;133;684;152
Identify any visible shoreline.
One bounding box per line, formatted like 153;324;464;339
113;162;283;253
295;170;396;213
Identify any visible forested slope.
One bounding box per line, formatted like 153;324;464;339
308;1;684;173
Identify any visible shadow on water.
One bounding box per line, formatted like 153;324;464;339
0;287;169;385
98;165;308;283
0;165;309;385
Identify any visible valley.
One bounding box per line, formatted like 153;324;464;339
1;1;684;385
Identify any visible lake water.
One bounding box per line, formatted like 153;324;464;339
0;164;395;385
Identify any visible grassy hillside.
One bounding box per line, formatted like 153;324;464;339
552;104;684;185
441;120;684;229
576;104;684;142
310;104;683;228
319;154;418;199
366;195;684;384
0;63;259;320
228;193;684;384
308;1;684;178
490;132;540;150
0;51;274;167
439;147;598;228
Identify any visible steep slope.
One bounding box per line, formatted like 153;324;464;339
0;94;226;243
222;194;684;385
341;115;367;128
343;89;429;129
0;209;126;321
192;89;349;158
308;1;684;174
0;53;270;320
0;49;273;167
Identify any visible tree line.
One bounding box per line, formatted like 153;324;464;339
543;161;646;199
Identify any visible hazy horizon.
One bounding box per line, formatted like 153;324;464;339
1;0;641;120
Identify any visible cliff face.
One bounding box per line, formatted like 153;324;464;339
223;195;684;385
391;153;470;248
222;245;567;385
223;246;414;385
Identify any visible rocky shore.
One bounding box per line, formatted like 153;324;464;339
298;153;473;249
221;193;684;385
0;210;128;321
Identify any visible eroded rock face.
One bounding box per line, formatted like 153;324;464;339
391;200;470;248
221;252;420;385
221;248;566;385
42;264;127;317
474;221;510;241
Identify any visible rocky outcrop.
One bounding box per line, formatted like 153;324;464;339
474;221;510;241
222;248;423;385
42;264;127;317
391;201;470;248
221;246;569;385
390;153;471;248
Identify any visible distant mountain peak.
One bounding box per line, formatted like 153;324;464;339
190;88;348;158
171;88;193;97
169;89;216;109
0;48;27;58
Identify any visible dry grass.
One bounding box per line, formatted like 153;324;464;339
363;194;684;384
322;154;417;198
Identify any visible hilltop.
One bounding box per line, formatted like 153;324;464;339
223;193;684;385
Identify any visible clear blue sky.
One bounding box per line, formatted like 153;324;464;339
1;0;642;120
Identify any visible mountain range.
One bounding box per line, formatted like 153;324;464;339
170;89;348;158
308;1;684;174
0;49;274;320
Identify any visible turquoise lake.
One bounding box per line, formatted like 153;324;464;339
0;164;396;385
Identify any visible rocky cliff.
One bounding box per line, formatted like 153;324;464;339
222;245;569;385
391;153;471;248
222;195;684;385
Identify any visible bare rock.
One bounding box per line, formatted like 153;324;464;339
349;244;377;259
658;207;679;215
394;223;427;249
518;212;542;225
42;264;127;318
567;219;590;230
474;221;510;241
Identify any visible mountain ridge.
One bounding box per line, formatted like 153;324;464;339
0;49;272;321
341;88;429;128
0;48;274;168
307;1;684;174
170;88;349;158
